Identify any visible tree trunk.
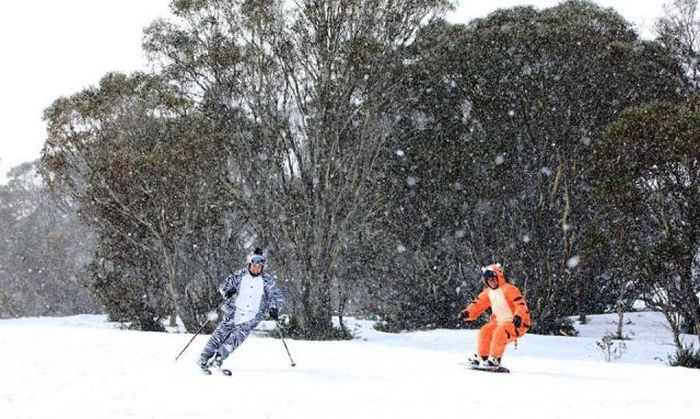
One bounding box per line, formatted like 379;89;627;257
615;276;627;339
660;305;684;350
161;247;197;332
616;301;625;340
680;267;700;341
296;270;334;339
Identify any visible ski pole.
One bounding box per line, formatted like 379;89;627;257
174;301;225;362
174;319;210;361
275;320;296;367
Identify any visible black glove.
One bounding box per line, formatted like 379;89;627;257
513;315;523;328
459;309;470;322
224;289;236;299
269;307;279;320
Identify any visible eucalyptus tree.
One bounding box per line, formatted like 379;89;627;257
364;20;485;331
591;98;700;346
40;73;233;331
366;1;688;333
0;162;98;318
578;204;644;337
656;0;700;90
453;0;687;333
144;0;452;338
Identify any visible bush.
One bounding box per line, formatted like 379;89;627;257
559;317;579;337
668;343;700;369
279;315;353;340
596;332;627;362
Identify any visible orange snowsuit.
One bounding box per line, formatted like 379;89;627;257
462;264;531;359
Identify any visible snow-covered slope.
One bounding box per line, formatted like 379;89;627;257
0;312;697;419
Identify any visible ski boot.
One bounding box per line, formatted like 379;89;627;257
468;354;487;367
199;355;212;375
484;356;501;368
211;354;223;368
211;354;232;376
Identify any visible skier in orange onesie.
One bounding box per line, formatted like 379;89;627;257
460;263;531;368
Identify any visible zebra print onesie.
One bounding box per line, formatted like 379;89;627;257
200;268;284;362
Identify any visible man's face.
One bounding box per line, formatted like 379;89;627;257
249;263;263;275
483;271;498;289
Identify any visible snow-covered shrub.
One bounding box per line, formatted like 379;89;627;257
596;332;627;362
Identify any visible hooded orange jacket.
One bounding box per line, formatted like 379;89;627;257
464;264;531;336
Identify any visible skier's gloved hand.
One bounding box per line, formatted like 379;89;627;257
513;315;523;328
269;307;279;320
459;309;470;322
224;289;236;300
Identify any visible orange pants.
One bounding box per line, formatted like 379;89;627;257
477;320;521;359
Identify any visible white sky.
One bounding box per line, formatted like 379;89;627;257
0;0;669;183
0;0;170;183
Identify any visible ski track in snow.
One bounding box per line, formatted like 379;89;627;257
0;312;698;419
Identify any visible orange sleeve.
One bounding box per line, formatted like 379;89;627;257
464;290;490;320
505;284;530;324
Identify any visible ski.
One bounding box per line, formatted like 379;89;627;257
199;366;231;376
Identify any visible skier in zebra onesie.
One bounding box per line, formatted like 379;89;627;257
199;248;284;372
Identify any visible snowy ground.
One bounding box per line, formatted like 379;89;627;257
1;312;698;419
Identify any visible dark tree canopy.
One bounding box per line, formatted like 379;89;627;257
591;97;700;343
371;0;688;333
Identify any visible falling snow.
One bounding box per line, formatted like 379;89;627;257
567;256;580;269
